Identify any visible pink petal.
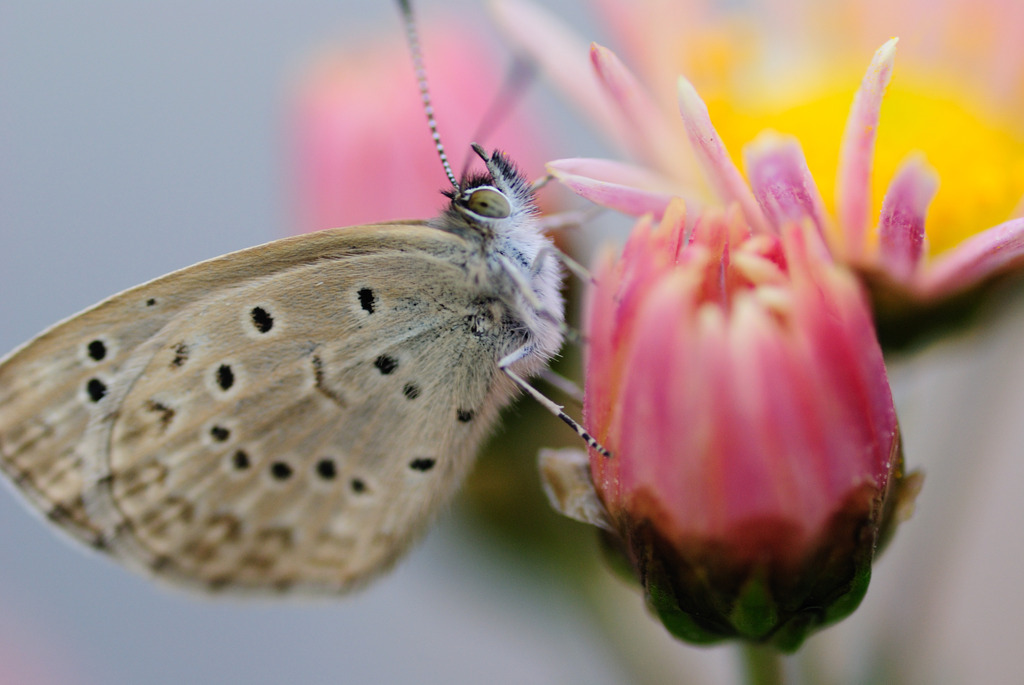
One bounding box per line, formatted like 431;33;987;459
590;43;705;189
676;76;770;234
611;273;709;530
836;38;898;260
919;217;1024;298
728;294;837;536
783;226;898;489
743;132;829;237
490;0;633;156
877;154;939;282
547;158;685;218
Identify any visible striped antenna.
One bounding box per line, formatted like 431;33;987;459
396;0;459;189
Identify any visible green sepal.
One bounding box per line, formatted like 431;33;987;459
730;573;777;640
825;562;872;625
646;577;727;645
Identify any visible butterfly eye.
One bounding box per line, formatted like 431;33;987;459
465;187;511;219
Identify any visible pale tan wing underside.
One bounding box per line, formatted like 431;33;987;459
0;223;515;593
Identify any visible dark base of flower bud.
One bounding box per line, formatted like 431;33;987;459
622;482;885;652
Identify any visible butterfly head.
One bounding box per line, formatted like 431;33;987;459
439;144;538;239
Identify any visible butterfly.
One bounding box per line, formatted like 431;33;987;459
0;1;606;595
0;140;607;593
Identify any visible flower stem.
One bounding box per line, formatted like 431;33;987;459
740;644;785;685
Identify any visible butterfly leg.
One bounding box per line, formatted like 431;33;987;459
497;253;568;329
518;249;590;347
530;244;594;286
538;367;583;403
535;205;604;233
530;173;554;192
497;254;585;347
499;345;611;457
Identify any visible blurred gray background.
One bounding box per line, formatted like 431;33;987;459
3;1;1024;684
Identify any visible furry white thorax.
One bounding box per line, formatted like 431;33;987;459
428;149;564;377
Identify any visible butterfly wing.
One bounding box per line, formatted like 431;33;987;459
0;224;515;593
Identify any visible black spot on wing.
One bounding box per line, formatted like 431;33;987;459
216;364;235;391
315;458;337;481
270;461;293;481
232;450;251;470
374;355;398;375
409;458;436;472
86;378;107;402
251;306;274;333
403;383;421;400
87;339;107;361
358;288;376;314
210;425;230;442
171;342;190;368
457;409;475;423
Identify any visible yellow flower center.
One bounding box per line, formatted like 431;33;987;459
705;70;1024;256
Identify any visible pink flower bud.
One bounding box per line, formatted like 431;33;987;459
580;201;918;650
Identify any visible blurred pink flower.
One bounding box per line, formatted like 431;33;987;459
493;0;1024;347
291;15;552;233
570;201;916;649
